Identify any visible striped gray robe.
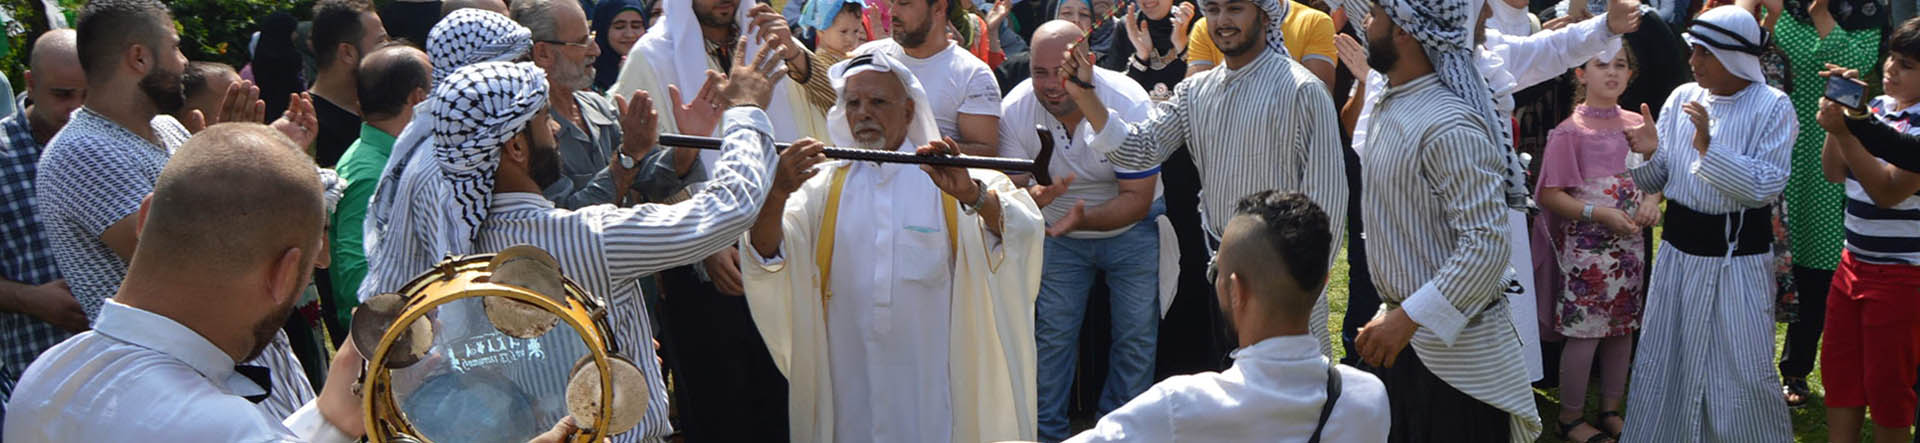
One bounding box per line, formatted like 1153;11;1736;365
1092;48;1348;358
1622;82;1795;442
1360;74;1541;443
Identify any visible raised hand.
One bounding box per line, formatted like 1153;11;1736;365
273;92;319;149
612;90;660;161
716;36;789;109
749;3;804;62
1124;3;1152;61
1026;173;1076;208
1626;103;1659;155
1606;0;1643;35
1682;101;1710;154
1333;33;1369;80
1061;42;1097;99
986;0;1014;33
669;74;724;135
1170;3;1196;53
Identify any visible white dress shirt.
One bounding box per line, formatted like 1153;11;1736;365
5;300;349;443
1067;335;1390;442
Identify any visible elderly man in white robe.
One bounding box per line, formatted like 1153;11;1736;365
741;52;1048;443
1617;5;1795;441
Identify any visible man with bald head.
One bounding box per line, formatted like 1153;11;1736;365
0;28;88;393
1070;191;1389;442
7;123;366;442
997;20;1164;441
326;41;432;339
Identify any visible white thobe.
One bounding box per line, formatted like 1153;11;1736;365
742;154;1046;443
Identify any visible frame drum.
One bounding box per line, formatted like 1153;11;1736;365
355;245;647;443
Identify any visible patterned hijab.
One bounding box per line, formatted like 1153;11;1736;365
427;9;535;84
360;63;547;298
1378;0;1532;209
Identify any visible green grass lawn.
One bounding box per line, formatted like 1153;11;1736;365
1316;247;1870;442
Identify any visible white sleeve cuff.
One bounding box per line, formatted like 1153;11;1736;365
1400;280;1469;347
283;401;354;443
742;237;787;272
1089;109;1131;154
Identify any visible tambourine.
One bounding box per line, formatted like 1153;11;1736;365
353;245;648;443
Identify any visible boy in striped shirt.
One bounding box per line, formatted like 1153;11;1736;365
1813;16;1920;443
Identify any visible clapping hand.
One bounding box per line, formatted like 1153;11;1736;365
1333;34;1369;80
611;90;660;162
669;75;724;136
1682;101;1710;154
185;79;265;133
1170;3;1196;53
1026;173;1076;209
273;92;319;149
1124;3;1153;62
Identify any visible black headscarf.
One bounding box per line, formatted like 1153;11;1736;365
592;0;650;90
254;12;306;122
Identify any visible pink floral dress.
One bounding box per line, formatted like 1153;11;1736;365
1533;105;1648;338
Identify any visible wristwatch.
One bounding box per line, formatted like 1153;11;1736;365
618;152;639;169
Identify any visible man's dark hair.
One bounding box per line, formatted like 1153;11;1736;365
357;42;432;121
1231;191;1332;295
312;0;376;69
182;61;237;102
75;0;172;85
1893;17;1920;61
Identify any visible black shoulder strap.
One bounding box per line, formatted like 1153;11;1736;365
1308;363;1343;443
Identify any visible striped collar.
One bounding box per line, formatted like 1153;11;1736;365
489;192;556;214
1381;73;1444;100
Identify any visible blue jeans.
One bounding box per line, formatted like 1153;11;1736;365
1035;200;1163;442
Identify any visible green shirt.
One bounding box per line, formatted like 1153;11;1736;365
1777;17;1880;271
328;123;395;329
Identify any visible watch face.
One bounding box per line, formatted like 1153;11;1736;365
619;154;638;169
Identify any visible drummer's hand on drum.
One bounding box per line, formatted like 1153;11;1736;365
319;343;368;438
528;416;607;443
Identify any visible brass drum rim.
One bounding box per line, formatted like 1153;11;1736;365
362;254;614;443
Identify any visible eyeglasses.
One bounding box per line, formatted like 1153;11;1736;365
538;31;596;49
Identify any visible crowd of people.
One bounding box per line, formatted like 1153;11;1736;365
0;0;1916;441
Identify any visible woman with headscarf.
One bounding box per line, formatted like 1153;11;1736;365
1756;0;1888;409
254;12;306;123
592;0;652;91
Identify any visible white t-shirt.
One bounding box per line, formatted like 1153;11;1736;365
855;39;1002;138
998;68;1160;239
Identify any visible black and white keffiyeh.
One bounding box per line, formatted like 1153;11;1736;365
1216;0;1294;58
427;9;534;84
359;62;548;301
1378;0;1532;210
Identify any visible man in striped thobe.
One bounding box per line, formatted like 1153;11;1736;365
1616;6;1795;442
358;50;787;442
1073;0;1347;360
1351;0;1542;440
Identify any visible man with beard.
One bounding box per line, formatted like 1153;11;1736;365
360;45;791;442
742;52;1046;443
607;0;821;438
998;20;1164;442
0;29;89;390
852;0;1003;156
1066;0;1346;362
34;0;320;420
309;0;389;167
513;0;691;209
1350;0;1542;440
7;123;365;442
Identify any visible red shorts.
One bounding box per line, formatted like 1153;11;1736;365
1822;251;1920;428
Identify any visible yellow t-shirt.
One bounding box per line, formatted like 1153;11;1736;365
1186;2;1337;68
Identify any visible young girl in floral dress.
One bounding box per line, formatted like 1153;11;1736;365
1533;45;1663;443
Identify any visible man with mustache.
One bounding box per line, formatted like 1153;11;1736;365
1065;0;1347;363
998;20;1164;442
852;0;1004;156
34;0;320;420
743;52;1047;443
513;0;689;209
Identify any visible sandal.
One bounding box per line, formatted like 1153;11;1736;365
1783;377;1811;408
1596;410;1625;438
1558;417;1617;443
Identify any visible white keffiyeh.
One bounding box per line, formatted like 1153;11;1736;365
825;53;941;151
359;62;549;300
1378;0;1532;209
1684;5;1769;84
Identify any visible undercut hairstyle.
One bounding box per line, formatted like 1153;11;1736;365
312;0;376;69
182;61;238;104
141;123;325;277
357;42;432;121
1893;17;1920;61
512;0;564;42
74;0;173;85
1231;191;1332;297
